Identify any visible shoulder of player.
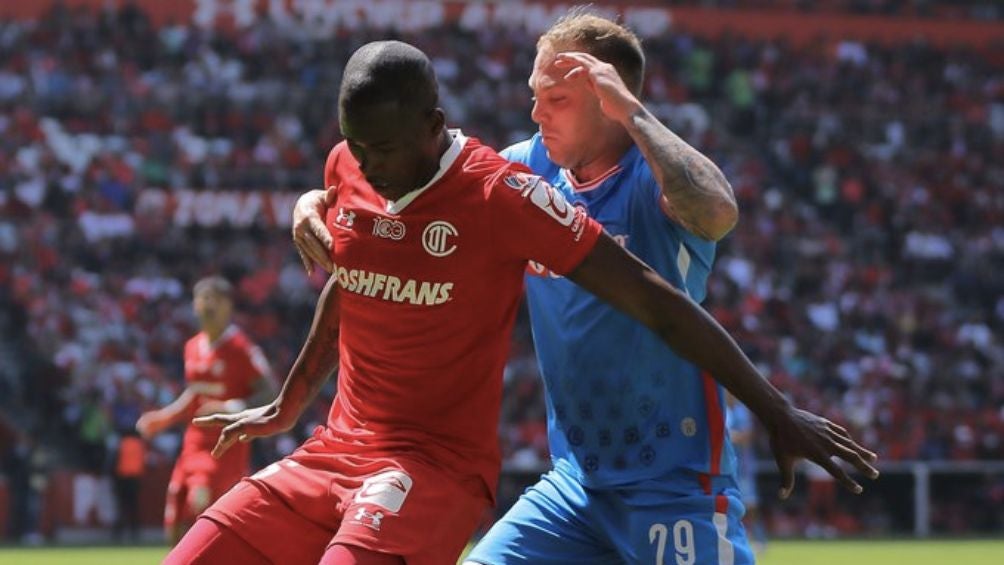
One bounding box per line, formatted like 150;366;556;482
479;160;542;200
224;327;258;351
452;142;515;194
326;141;350;163
324;142;352;186
500;137;534;162
183;333;202;351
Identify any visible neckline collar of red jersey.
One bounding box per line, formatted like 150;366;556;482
385;129;468;215
200;324;238;352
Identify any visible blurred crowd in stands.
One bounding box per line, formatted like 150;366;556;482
681;0;1000;19
0;1;1001;539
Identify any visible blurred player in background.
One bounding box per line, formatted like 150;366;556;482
727;393;768;553
136;276;275;544
291;10;879;565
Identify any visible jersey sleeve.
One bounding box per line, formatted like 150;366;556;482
629;158;717;302
498;142;522;162
634;160;715;245
488;164;603;275
323;143;348;192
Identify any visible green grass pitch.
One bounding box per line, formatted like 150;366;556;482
0;540;1001;564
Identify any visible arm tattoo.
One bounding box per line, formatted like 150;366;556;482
627;109;737;240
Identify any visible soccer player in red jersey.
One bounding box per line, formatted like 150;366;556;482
167;41;875;565
136;276;275;545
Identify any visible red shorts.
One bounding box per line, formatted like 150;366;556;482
165;443;249;529
202;431;490;565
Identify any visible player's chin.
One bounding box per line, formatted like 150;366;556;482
372;184;407;200
541;141;570;166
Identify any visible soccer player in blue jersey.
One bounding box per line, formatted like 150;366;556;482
292;12;878;564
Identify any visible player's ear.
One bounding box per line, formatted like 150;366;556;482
427;107;445;136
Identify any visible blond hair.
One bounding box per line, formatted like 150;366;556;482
539;8;645;95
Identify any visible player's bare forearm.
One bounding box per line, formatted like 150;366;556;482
272;274;341;421
623;108;737;241
155;389;200;428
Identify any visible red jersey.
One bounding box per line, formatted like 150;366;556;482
181;325;270;456
321;131;602;497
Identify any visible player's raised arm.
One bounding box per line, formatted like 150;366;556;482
564;233;880;497
194;275;342;458
552;50;737;241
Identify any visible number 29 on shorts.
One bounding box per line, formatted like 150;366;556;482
649;520;695;565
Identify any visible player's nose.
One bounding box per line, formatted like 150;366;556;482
530;99;546;125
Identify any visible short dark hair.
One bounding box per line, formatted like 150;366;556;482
339;41;439;118
539;9;645;95
193;276;233;299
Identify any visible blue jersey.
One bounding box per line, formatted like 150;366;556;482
504;134;737;488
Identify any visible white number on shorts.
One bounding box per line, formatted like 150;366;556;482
672;520;695;565
649;523;668;565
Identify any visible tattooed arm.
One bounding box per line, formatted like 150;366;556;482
555;51;738;241
624;108;738;241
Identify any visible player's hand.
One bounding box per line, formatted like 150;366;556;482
767;407;879;499
193;402;294;458
553;51;643;124
292;187;337;276
136;410;167;439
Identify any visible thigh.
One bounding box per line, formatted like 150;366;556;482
466;469;621;565
165;516;271;565
320;543;406;565
620;487;754;565
202;477;335;565
332;458;491;565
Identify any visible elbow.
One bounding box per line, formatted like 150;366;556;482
703;196;738;242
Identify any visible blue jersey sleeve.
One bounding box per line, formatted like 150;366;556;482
499;142;524;163
627;155;717;302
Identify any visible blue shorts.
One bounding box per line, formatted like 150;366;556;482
467;466;754;565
